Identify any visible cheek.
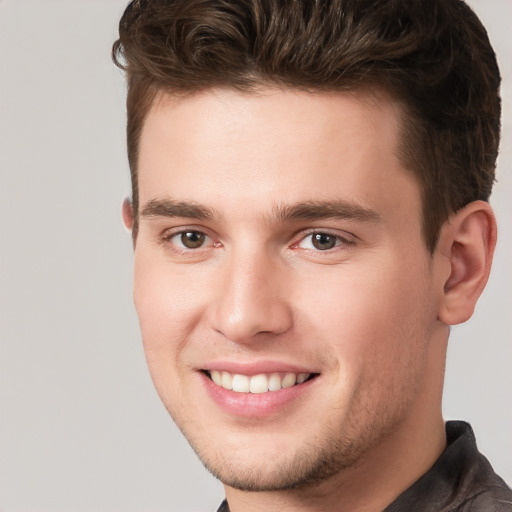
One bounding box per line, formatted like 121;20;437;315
132;253;206;388
133;251;206;337
296;257;435;372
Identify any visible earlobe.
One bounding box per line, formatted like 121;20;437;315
437;201;497;326
122;197;134;231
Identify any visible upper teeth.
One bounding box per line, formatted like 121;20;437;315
209;370;310;393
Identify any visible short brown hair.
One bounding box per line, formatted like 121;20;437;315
112;0;501;251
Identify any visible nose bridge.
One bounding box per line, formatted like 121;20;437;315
209;242;292;343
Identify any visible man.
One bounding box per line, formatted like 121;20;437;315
112;0;512;510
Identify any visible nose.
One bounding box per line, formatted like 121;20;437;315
208;248;293;344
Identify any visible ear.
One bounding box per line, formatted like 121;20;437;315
122;197;134;231
437;200;497;326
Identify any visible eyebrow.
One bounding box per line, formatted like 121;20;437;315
140;198;217;221
272;200;381;223
140;197;381;224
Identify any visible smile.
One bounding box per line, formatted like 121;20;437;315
207;370;315;393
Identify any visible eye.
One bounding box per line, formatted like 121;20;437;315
310;233;338;250
296;232;351;251
179;231;206;249
163;230;212;250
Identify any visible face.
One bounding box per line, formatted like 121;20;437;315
132;87;448;491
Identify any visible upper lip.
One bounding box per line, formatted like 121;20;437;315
199;360;319;376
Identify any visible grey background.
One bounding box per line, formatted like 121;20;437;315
0;1;510;511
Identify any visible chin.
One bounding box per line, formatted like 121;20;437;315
186;425;371;492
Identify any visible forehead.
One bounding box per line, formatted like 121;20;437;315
137;86;418;224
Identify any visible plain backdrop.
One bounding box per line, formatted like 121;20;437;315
0;1;510;511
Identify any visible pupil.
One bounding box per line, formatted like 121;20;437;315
312;233;336;250
181;231;205;248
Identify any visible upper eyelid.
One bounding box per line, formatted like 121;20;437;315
161;225;213;238
292;227;357;243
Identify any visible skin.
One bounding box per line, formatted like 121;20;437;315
124;87;496;512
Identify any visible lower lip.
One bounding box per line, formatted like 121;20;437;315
201;372;317;418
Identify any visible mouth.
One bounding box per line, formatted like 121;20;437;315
204;370;318;394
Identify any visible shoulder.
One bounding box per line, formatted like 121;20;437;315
451;436;512;512
455;483;512;511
